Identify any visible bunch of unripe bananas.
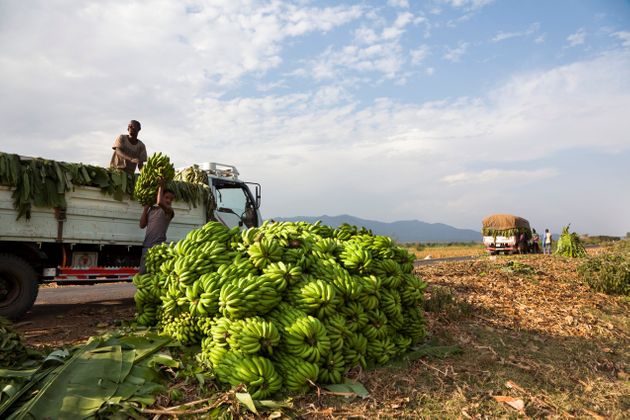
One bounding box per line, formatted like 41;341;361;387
133;220;427;397
134;152;175;205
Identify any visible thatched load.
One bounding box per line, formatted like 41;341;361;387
481;214;532;239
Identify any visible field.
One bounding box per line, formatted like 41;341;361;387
280;255;629;418
404;242;486;259
11;253;630;418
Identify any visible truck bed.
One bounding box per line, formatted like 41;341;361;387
0;185;205;245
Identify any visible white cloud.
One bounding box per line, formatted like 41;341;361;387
437;0;495;11
443;41;469;62
612;31;630;47
305;12;419;82
534;34;546;44
567;28;586;47
382;12;415;40
425;67;435;76
442;168;558;185
387;0;409;8
491;22;540;43
410;45;430;64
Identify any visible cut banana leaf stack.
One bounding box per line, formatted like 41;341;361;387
0;152;213;220
555;224;586;257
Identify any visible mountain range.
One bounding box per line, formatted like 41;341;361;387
272;215;481;243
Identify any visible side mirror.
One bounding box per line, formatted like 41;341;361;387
255;184;261;209
246;182;262;209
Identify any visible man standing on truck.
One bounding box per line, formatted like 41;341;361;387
110;120;147;175
138;180;175;274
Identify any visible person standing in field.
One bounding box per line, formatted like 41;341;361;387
543;228;552;254
110;120;147;175
532;229;541;253
138;180;175;274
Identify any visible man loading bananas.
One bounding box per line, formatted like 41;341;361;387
138;179;175;274
109;120;148;175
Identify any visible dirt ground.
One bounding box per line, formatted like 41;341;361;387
292;255;629;418
13;253;630;418
15;296;135;349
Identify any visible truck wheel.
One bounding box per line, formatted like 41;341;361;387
0;254;39;320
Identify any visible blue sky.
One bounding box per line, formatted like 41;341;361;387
1;0;629;236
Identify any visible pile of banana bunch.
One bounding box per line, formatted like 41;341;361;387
134;153;176;205
133;220;426;397
174;164;209;186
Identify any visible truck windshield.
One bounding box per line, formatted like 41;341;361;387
213;182;257;228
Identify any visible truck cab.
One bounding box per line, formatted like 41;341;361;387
203;162;262;229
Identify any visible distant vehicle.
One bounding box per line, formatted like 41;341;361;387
0;158;262;319
481;214;532;255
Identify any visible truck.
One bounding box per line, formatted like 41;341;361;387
481;214;532;255
0;158;262;319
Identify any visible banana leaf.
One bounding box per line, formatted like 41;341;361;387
0;152;215;220
2;333;171;419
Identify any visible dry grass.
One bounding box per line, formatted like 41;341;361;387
285;255;629;418
149;254;628;418
18;253;627;418
405;243;486;259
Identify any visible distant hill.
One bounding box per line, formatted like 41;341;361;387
272;214;481;243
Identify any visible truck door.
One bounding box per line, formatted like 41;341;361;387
212;180;260;228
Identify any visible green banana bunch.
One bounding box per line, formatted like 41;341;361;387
159;311;201;345
341;332;368;369
380;289;403;328
219;275;281;319
357;275;381;310
216;256;258;283
247;237;284;269
215;351;283;399
323;314;353;353
312;259;362;299
263;261;302;289
290;279;342;319
145;242;175;273
134;152;175;205
174;164;209;185
274;353;319;393
210;317;233;347
400;274;427;307
393;334;413;354
280;315;331;364
339;302;369;332
227;316;281;356
362;309;389;341
366;336;397;365
317;351;345;384
339;243;373;274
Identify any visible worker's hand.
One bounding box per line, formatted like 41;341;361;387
158;177;166;187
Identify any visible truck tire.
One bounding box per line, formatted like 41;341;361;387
0;254;39;320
